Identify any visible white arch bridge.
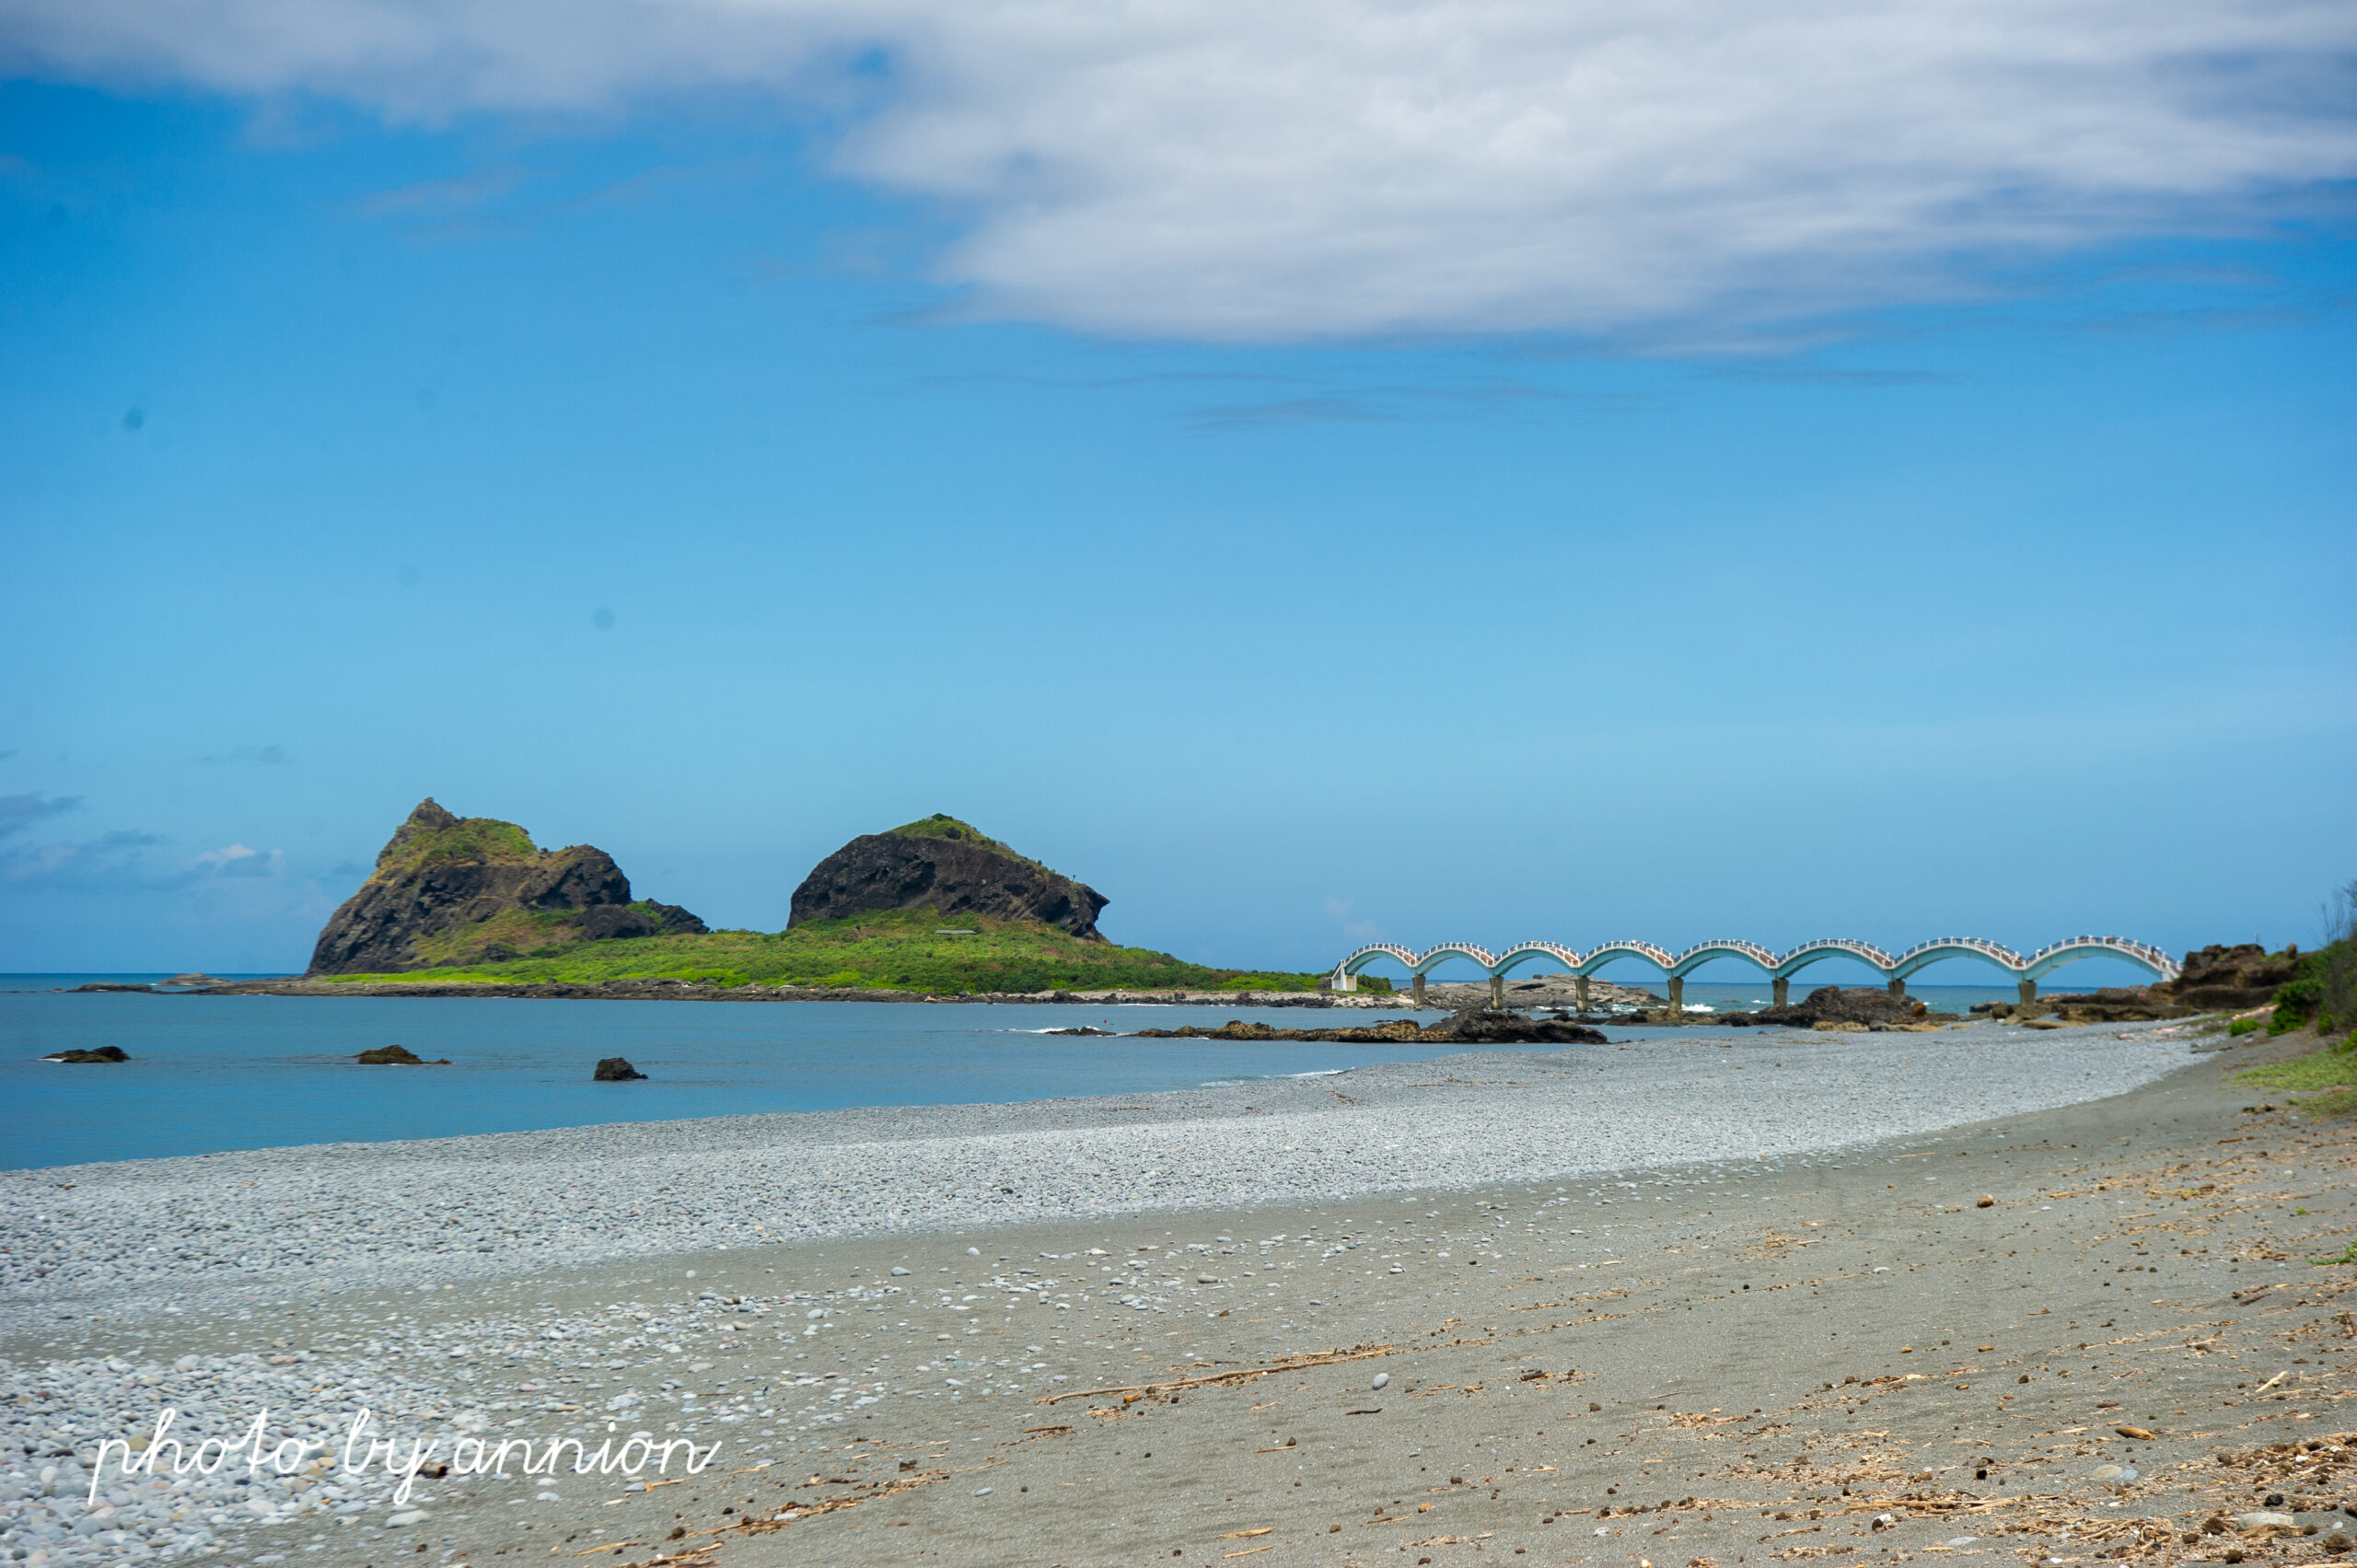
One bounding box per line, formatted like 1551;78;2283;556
1329;935;2178;1013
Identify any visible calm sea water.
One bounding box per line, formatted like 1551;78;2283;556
0;977;2018;1171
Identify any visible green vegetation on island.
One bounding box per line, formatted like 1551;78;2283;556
313;908;1331;994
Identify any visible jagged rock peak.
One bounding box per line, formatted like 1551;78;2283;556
788;814;1108;940
306;800;706;975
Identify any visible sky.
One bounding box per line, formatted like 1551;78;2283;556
0;0;2351;981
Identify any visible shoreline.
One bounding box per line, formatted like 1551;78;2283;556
3;1016;2198;1313
3;1014;2341;1568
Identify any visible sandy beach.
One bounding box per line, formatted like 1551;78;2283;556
6;1015;2352;1568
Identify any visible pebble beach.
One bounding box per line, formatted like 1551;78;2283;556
0;1016;2266;1567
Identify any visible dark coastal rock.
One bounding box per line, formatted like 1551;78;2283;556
1736;985;1936;1029
788;814;1108;939
1044;1026;1117;1037
2043;990;2193;1023
1972;988;2193;1024
355;1044;449;1064
1134;1009;1605;1046
69;982;156;993
1424;1008;1609;1045
44;1046;130;1063
307;798;707;974
2161;944;2301;1010
594;1056;648;1081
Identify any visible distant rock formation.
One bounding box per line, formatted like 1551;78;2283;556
307;799;706;974
1133;1010;1607;1045
1732;985;1940;1029
788;814;1108;940
2161;944;2302;1009
44;1046;130;1063
594;1056;647;1081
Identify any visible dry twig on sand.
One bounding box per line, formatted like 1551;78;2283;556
1033;1343;1396;1404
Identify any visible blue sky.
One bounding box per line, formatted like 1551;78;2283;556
1;0;2351;980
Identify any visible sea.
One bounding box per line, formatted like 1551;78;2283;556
0;976;2025;1171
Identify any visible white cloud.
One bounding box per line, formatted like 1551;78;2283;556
194;843;282;877
6;0;2351;338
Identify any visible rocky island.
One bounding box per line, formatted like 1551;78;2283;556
307;798;707;973
162;805;1336;1002
788;813;1109;938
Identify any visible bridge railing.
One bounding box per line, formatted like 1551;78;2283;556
1337;934;2179;985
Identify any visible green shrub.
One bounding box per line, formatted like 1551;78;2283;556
2274;879;2357;1035
2229;1016;2263;1036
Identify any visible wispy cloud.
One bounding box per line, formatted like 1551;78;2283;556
0;793;79;839
357;165;537;220
4;0;2351;341
0;830;286;890
1701;366;1957;388
1188;397;1389;434
195;843;284;878
0;828;170;889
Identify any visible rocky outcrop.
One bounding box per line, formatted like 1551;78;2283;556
307;799;707;974
788;814;1108;939
1727;985;1947;1029
2161;944;2302;1010
1133;1009;1607;1045
44;1046;129;1063
594;1057;647;1081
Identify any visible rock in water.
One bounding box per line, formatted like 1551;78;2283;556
594;1056;647;1081
43;1046;130;1063
1422;1009;1609;1045
355;1044;449;1064
1133;1011;1605;1045
787;814;1108;939
1742;985;1926;1029
307;798;707;973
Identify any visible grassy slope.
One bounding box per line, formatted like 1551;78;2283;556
2235;935;2357;1115
314;908;1338;994
381;814;540;876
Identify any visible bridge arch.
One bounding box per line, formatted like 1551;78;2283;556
1339;943;1420;980
2023;936;2176;983
1666;940;1781;980
1771;939;1898;981
1492;942;1584;979
1409;942;1498;978
1887;937;2027;983
1573;940;1677;979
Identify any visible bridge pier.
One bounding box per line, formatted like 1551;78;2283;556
1887;977;1906;1003
1575;976;1590;1011
1331;968;1356;993
1772;976;1789;1008
1412;973;1427;1007
1490;974;1504;1010
2018;979;2037;1006
1666;975;1684;1016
